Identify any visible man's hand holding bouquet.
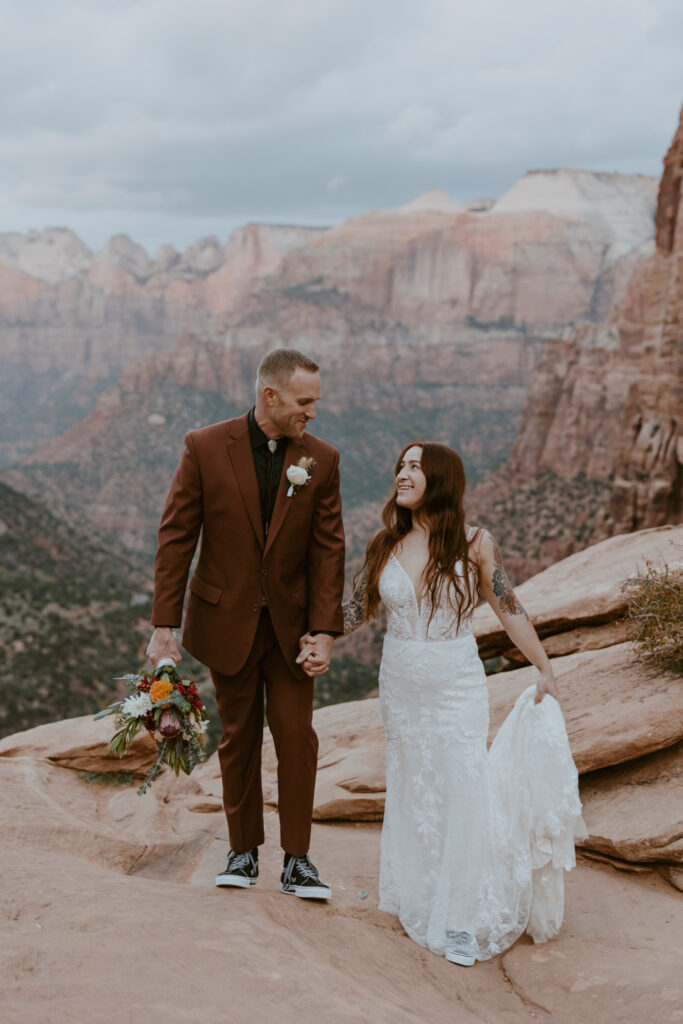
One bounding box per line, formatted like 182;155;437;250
95;658;210;794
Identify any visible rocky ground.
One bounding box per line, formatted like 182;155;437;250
2;525;681;1023
1;713;680;1024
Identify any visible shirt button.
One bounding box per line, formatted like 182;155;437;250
261;568;268;576
251;604;259;612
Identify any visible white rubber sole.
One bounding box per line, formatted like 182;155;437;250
281;883;331;900
444;950;476;966
215;874;257;888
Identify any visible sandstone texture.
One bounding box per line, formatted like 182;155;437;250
472;523;683;660
0;721;215;877
608;105;683;535
578;742;683;864
485;643;683;774
2;710;682;1024
0;712;158;775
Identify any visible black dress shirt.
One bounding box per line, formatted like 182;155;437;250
248;407;285;535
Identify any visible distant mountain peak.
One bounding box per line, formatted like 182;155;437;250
493;168;658;216
0;227;92;282
397;188;463;215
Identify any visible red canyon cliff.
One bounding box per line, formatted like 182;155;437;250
0;170;656;469
470;110;682;578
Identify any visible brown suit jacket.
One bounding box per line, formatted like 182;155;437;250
151;412;345;677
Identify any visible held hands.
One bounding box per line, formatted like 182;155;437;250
146;627;182;668
296;632;334;677
534;665;559;704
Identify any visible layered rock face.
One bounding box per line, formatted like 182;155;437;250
0;224;323;463
470;108;682;577
245;169;655;340
3;170;660;560
0;170;657;467
608;106;683;533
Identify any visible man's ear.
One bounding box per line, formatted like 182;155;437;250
263;386;278;406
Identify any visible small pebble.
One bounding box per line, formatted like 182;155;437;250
358;891;368;900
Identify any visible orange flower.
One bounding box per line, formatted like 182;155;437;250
150;678;174;703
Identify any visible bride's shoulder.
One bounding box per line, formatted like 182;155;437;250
464;524;493;558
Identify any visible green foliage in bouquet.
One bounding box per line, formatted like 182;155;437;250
622;561;683;674
95;662;210;795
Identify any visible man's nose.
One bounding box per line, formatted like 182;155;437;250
305;405;316;420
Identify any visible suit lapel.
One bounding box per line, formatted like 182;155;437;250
226;415;265;549
263;435;305;557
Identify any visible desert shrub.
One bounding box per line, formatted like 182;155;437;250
622;561;683;673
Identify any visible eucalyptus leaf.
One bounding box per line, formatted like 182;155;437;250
168;690;191;713
94;704;121;720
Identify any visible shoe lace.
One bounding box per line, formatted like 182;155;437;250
446;931;475;947
284;854;320;884
229;850;256;872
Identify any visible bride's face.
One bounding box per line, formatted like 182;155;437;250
395;446;427;510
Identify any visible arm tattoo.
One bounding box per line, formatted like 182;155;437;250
343;571;369;635
491;543;528;618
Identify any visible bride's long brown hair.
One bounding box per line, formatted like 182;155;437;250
360;441;480;629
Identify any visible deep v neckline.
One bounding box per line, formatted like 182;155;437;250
390;551;426;616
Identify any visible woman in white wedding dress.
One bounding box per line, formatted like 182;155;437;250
331;441;585;965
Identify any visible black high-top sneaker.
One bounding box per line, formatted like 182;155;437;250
215;848;259;888
280;853;331;900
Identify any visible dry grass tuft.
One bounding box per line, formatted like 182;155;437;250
622;560;683;674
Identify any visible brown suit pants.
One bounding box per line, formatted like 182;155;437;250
210;608;318;857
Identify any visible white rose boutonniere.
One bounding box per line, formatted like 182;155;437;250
286;456;315;497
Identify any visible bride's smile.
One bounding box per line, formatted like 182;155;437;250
395;445;426;509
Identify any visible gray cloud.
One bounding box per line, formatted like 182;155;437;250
0;0;681;252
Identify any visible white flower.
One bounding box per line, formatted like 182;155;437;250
121;692;153;718
286;465;309;487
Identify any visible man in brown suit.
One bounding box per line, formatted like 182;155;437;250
147;348;345;898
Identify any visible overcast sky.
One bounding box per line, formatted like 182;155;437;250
1;0;681;254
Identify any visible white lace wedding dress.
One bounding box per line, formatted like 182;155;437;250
376;550;586;960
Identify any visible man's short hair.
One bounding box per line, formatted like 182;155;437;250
256;348;319;389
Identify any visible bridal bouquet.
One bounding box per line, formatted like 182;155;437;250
95;660;210;794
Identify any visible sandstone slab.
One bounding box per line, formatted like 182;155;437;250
578;741;683;864
473;524;683;659
487;642;683;773
0;750;214;877
499;857;682;1024
501;617;633;666
0;711;158;775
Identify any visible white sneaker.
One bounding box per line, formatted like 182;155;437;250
445;930;478;966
